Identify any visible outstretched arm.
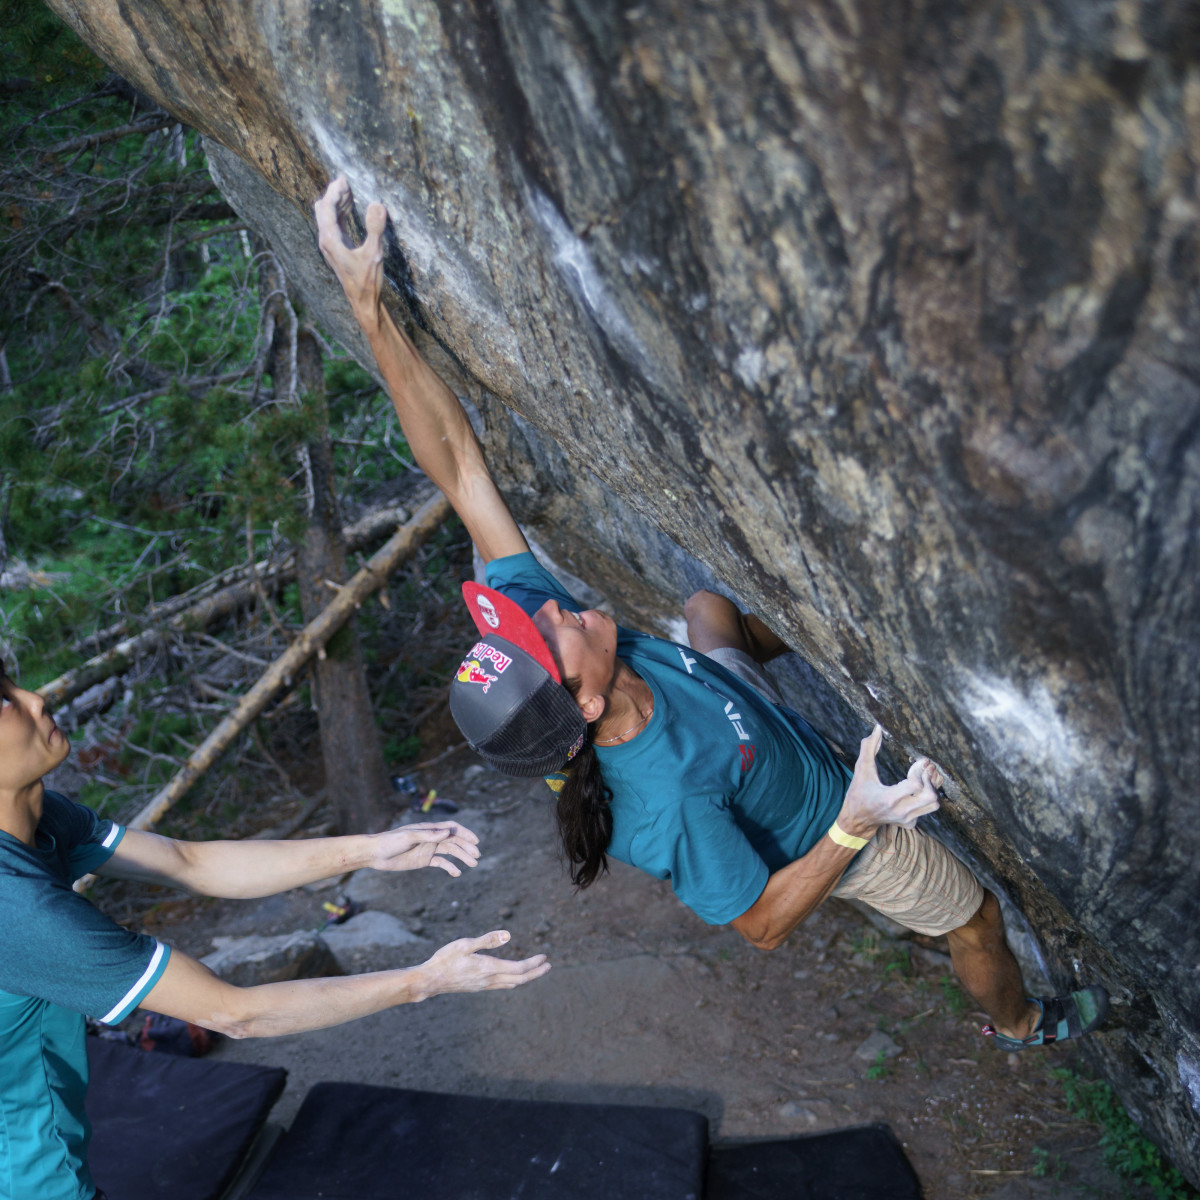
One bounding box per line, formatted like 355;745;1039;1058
731;726;942;950
99;821;482;899
314;177;528;564
142;930;549;1038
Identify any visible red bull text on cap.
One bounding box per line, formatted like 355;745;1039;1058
448;584;587;778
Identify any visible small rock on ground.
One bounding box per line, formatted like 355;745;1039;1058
778;1101;821;1124
322;910;427;974
201;931;340;986
854;1029;903;1062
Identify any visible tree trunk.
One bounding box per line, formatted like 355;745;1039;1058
290;328;389;833
260;243;390;834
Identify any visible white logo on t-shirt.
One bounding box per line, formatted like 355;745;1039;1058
681;649;749;741
724;700;750;741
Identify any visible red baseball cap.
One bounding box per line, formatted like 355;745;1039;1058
460;581;562;681
450;583;586;777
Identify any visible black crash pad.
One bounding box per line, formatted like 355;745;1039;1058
86;1037;287;1200
706;1124;923;1199
247;1082;709;1200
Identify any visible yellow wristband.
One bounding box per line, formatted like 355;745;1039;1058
827;820;868;850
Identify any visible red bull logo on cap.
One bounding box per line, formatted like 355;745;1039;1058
469;641;513;673
456;657;500;693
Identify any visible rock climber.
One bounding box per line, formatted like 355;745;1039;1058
314;174;1108;1061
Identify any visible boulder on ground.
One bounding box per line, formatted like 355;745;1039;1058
321;910;428;975
201;931;341;987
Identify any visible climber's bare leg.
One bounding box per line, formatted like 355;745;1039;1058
945;891;1041;1038
684;590;787;663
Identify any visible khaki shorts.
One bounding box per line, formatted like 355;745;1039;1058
831;823;983;936
702;644;983;937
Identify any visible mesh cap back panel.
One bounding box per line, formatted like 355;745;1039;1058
479;678;585;776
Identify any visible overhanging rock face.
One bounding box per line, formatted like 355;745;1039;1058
49;0;1200;1178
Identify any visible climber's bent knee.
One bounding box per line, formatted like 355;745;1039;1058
684;590;745;653
945;889;1006;952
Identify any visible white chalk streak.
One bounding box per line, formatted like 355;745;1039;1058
528;188;660;389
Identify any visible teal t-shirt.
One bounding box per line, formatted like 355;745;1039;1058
0;791;170;1200
487;553;852;925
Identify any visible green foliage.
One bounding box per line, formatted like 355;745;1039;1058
1030;1146;1067;1181
76;779;117;816
0;0;106;86
848;931;911;978
0;8;428;853
80;686;211;796
0;7;400;672
279;584;305;626
383;733;422;764
865;1049;892;1081
939;975;970;1016
1;10;266;610
126;705;196;757
1052;1068;1198;1200
0;521;180;687
324;357;376;396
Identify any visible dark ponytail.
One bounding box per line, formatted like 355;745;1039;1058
556;678;613;889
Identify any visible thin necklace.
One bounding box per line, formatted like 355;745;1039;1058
595;704;652;745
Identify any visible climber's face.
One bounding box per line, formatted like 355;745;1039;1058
0;665;70;796
531;600;619;719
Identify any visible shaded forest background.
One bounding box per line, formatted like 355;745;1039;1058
0;0;473;839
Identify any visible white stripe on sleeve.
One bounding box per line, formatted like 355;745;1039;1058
99;941;165;1025
100;824;122;849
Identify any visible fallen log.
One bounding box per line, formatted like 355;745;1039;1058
75;492;451;890
124;492;449;832
42;500;416;710
72;500;414;654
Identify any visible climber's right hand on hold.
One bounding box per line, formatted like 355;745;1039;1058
837;724;942;838
314;176;387;332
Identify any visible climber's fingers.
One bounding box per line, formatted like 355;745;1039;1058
314;176;389;313
315;176;356;259
362;201;388;260
316;177;389;281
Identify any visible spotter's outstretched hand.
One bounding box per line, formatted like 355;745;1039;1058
839;724;943;837
368;820;481;877
314;176;388;328
420;931;551;997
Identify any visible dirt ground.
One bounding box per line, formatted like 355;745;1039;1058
90;761;1156;1200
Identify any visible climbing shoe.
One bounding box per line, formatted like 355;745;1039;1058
982;985;1109;1051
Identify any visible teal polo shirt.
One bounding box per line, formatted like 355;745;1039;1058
487;553;852;925
0;791;170;1200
